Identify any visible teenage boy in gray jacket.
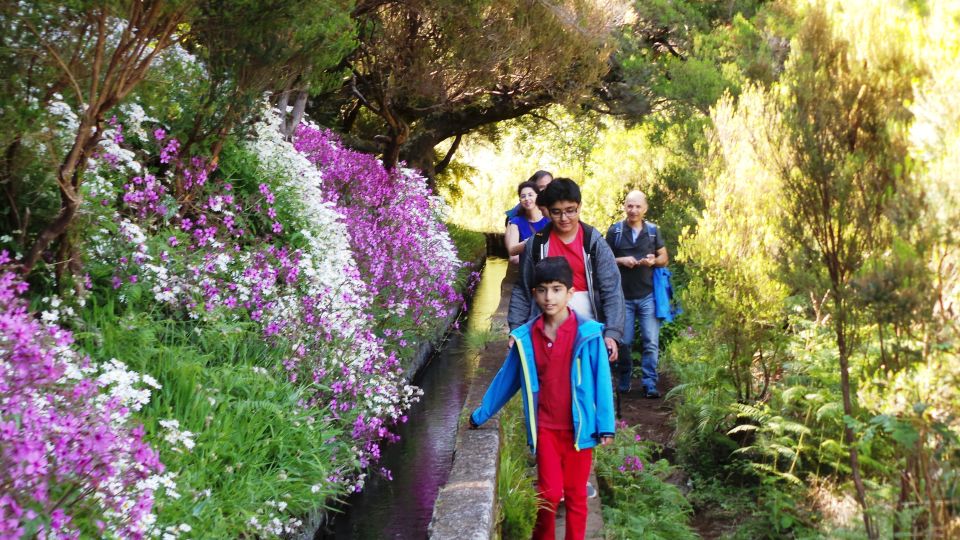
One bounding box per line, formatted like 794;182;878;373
508;177;625;363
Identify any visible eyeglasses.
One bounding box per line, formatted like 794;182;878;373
548;207;579;218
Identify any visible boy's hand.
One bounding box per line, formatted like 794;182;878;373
600;435;614;446
507;336;515;350
604;337;618;362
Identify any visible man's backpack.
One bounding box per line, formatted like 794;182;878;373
611;219;658;250
609;220;681;322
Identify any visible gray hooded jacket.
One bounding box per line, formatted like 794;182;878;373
508;222;625;343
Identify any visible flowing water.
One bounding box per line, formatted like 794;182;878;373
321;257;508;539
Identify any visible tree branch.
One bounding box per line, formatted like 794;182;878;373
434;133;461;175
22;20;85;105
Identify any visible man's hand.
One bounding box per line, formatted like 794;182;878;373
600;435;614;446
604;337;618;362
507;335;515;350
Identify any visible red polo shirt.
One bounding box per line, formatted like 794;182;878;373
548;224;588;293
532;308;578;430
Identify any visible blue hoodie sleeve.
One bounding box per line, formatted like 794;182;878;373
471;346;523;426
591;337;616;437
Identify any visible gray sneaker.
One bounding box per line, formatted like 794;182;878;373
586;481;597;499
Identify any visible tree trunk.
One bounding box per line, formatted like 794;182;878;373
381;118;408;171
286;90;309;140
19;115;97;274
2;137;24;236
834;297;878;540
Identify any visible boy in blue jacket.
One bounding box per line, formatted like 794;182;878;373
469;257;616;540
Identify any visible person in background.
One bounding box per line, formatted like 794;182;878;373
470;257;615;540
605;190;668;398
508;178;624;363
505;181;550;264
504;170;553;224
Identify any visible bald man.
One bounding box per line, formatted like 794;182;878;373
605;191;668;398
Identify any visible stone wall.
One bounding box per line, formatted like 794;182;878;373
428;264;516;539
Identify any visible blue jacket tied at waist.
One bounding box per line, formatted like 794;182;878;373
652;266;681;323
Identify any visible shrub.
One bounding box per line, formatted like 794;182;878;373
294;124;462;347
0;252;165;539
496;398;538;539
595;423;698;540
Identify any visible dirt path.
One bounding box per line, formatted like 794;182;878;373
615;377;675;449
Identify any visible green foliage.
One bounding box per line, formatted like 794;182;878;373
314;0;620;171
660;2;960;537
463;327;499;352
595;424;698;540
178;0;356;150
73;295;351;537
496;398;538;540
446;223;486;266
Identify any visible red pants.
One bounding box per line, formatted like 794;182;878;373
532;427;593;540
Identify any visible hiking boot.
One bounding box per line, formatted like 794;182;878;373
586;481;598;499
645;388;661;399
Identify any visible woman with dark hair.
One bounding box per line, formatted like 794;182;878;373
505;180;550;264
504;170;553;224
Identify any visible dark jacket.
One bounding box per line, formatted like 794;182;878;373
508;222;625;343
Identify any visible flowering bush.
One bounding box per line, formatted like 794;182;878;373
0;251;165;539
3;58;465;532
85;110;425;483
18;99;461;536
595;423;697;539
294;124;462;342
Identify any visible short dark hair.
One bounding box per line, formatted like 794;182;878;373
537;177;581;208
517;180;538;197
528;170;553;186
533;256;574;288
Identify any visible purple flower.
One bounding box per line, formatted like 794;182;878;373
0;264;163;537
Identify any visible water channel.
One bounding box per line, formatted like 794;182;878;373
321;257;507;539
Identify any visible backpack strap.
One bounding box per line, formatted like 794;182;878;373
613;220;625;250
530;229;548;264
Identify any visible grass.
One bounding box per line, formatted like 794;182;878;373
496;397;539;539
463;327;499;351
446;222;486;265
73;296;352;537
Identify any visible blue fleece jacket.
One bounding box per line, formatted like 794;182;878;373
470;314;616;453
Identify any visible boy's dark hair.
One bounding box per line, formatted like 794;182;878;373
517;180;538;196
537;177;581;208
533;256;574;289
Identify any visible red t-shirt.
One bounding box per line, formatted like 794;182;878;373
532;308;578;430
548;224;588;293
